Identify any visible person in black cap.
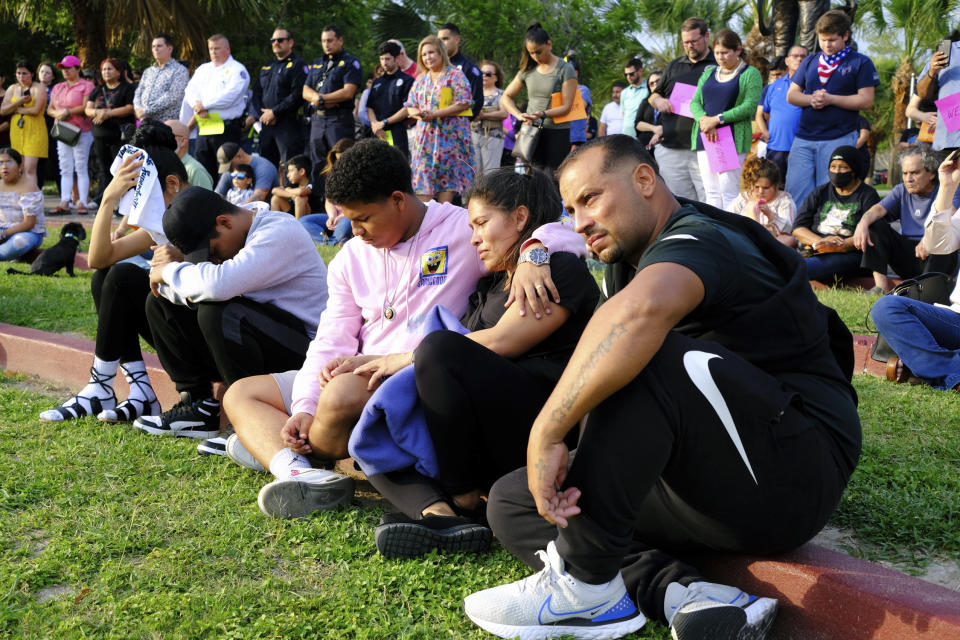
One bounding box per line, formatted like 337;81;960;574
132;186;329;439
791;144;880;283
213;141;279;202
252;27;308;167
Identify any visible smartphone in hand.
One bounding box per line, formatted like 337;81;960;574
938;38;952;66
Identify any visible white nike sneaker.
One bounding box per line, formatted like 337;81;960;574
257;468;355;518
225;434;267;472
665;581;778;640
463;541;646;639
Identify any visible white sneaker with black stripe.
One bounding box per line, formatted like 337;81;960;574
133;391;220;439
197;436;228;456
665;581;778;640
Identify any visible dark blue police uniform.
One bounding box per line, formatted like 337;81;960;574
306;50;361;168
252;54;308;165
449;51;483;121
367;69;414;158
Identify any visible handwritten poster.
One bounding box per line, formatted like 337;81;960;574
669;82;697;118
700;126;741;173
935;92;960;132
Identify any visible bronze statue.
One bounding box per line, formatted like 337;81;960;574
757;0;858;58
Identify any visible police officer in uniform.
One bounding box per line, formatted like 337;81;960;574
437;23;483;120
252;27;308;167
367;41;414;159
303;25;360;174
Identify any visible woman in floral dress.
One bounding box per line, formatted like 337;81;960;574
404;34;474;203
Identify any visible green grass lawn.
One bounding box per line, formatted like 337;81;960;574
1;252;958;637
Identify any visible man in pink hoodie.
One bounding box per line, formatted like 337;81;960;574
223;139;586;518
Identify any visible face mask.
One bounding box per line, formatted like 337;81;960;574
828;170;854;189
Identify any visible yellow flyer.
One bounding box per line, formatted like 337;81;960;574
196;113;225;136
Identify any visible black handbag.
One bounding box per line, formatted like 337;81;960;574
50;119;82;146
870;272;956;363
511;121;543;162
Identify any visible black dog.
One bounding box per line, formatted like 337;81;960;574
6;222;86;277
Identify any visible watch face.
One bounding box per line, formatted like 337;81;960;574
522;247;549;265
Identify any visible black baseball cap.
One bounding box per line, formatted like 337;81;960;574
217;142;241;173
162;186;236;263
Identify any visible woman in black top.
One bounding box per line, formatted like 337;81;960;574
792;145;880;283
353;167;600;558
85;58;136;203
633;71;662;149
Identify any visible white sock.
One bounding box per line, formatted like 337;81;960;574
79;357;119;398
120;361;157;403
269;448;312;480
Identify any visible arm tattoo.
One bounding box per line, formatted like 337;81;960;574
535;457;548;481
551;322;627;425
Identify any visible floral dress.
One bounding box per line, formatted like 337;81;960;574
405;66;474;195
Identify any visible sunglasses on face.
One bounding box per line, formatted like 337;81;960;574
270;37;290;43
482;71;495;77
231;172;248;179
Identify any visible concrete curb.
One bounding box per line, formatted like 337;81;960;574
2;324;959;638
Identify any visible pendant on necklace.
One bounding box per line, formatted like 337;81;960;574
383;306;395;320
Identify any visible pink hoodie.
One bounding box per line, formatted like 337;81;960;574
289;200;585;416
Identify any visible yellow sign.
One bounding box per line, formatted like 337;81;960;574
196;113;225;136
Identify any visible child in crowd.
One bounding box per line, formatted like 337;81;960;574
730;155;797;246
270;155;324;219
225;163;255;205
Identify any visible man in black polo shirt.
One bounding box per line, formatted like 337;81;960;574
647;17;716;201
367;41;414;158
303;25;360;175
462;135;861;640
252;27;308;167
437;22;483;120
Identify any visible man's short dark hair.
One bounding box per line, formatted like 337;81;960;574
612;81;627;89
325;139;413;204
322;24;343;38
625;57;643;70
153;33;174;47
438;23;460;35
378;41;402;57
558;134;660;179
274;27;293;40
681;17;709;36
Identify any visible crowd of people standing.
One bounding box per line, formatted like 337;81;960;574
4;11;960;640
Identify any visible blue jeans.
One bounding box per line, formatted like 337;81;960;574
804;251;864;283
871;296;960;390
298;214;352;245
784;131;858;210
0;231;44;261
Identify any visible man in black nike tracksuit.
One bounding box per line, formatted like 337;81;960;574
464;134;861;640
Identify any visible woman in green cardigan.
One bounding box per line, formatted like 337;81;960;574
689;29;761;209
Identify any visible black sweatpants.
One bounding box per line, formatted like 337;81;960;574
91;134;122;202
368;330;565;519
488;332;855;624
861;218;958;279
90;263;154;363
144;295;311;398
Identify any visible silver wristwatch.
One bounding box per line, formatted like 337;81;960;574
517;246;550;266
717;113;725;125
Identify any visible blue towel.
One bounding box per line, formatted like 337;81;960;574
347;305;469;477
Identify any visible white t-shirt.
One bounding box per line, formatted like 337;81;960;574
600;101;623;135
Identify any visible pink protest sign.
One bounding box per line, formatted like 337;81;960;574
669;82;696;118
935;92;960;132
700;126;741;173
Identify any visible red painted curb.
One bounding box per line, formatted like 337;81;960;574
692;544;960;639
852;333;887;378
0;322;179;407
